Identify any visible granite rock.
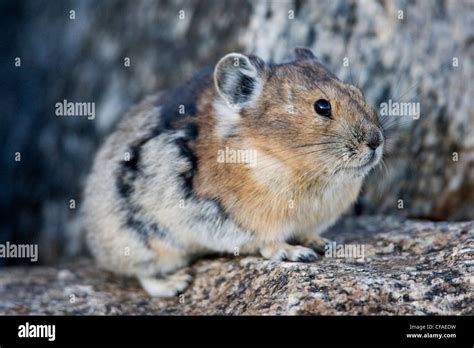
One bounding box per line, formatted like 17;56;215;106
1;216;472;315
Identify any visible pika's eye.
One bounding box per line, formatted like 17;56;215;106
314;99;331;118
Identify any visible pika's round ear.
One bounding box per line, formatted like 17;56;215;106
282;47;318;63
293;47;316;60
214;53;267;108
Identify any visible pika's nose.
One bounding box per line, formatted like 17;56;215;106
366;131;383;150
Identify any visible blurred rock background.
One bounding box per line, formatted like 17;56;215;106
0;0;472;265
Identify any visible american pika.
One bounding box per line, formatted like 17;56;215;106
83;47;384;297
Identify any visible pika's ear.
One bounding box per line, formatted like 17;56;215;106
281;47;317;63
294;47;317;60
214;53;267;108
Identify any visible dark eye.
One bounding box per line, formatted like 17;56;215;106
314;99;331;118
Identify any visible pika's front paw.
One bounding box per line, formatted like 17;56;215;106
260;243;318;262
298;236;331;254
138;271;193;298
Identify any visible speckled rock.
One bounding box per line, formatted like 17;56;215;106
0;216;472;315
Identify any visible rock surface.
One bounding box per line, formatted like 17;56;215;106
1;216;472;315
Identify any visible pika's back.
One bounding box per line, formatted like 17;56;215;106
82;67;222;271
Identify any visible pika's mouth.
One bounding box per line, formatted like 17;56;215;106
360;150;379;169
342;149;382;175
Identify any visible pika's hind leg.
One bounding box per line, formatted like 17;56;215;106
138;269;192;298
138;238;193;298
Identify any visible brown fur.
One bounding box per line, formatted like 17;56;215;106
192;56;381;243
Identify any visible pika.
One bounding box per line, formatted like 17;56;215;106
83;47;384;297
